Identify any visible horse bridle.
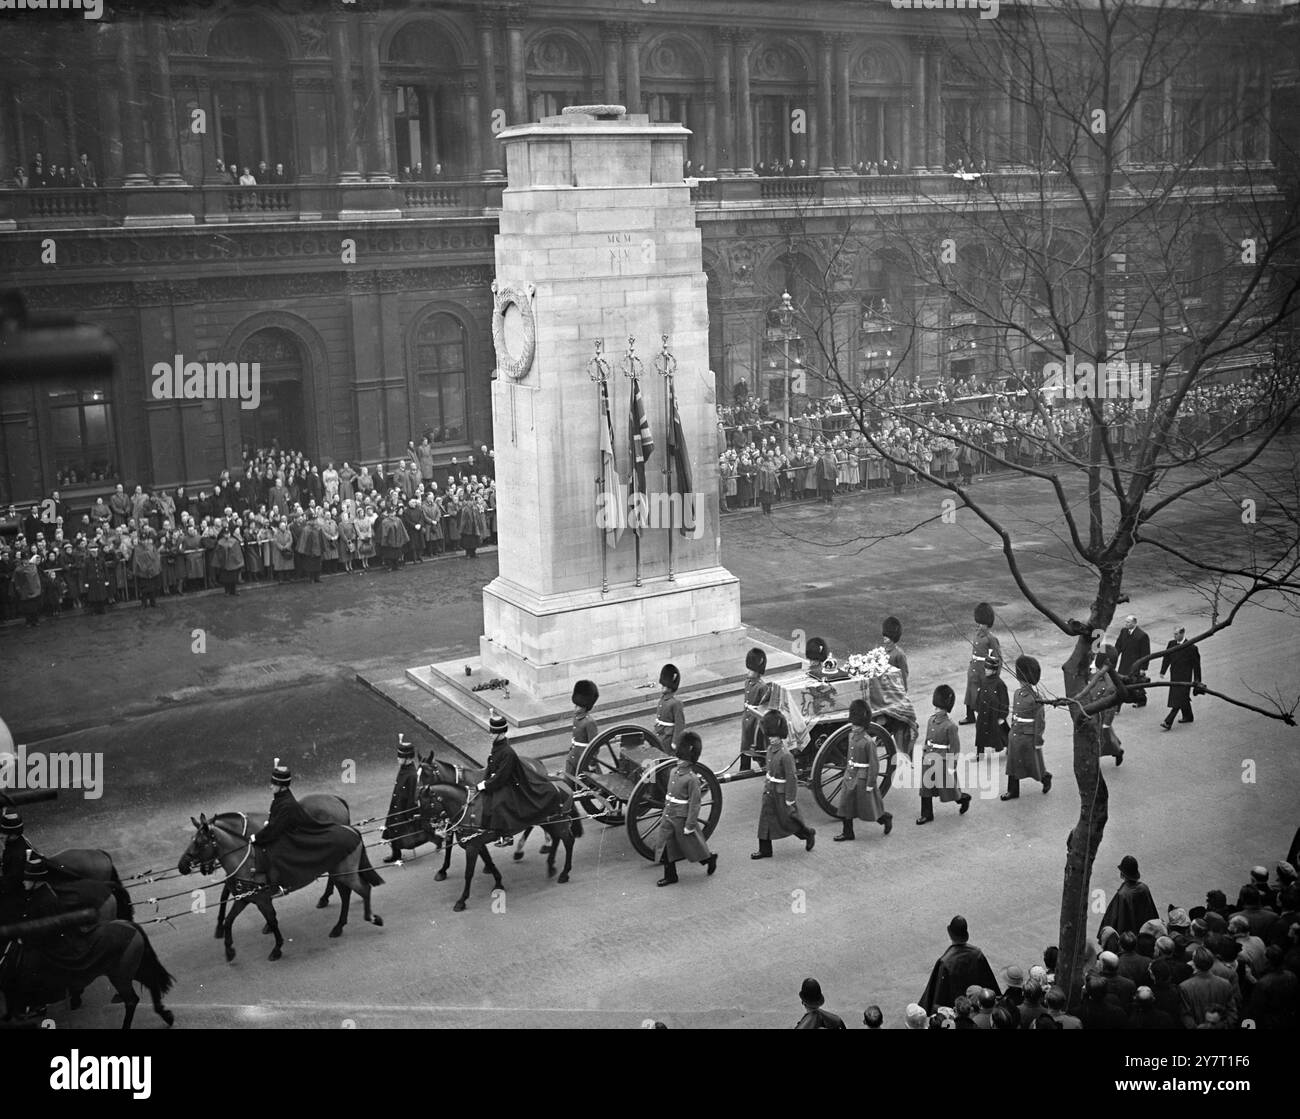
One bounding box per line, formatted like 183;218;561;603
191;813;254;878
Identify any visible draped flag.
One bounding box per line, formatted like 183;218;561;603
599;377;620;548
667;380;694;536
628;377;655;536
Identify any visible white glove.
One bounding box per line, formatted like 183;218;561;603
476;781;486;792
786;800;797;807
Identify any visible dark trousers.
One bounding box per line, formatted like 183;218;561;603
1163;697;1193;725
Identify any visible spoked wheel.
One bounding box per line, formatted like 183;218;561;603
626;759;723;861
571;724;660;826
811;722;896;817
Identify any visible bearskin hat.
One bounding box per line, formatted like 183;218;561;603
805;636;829;663
659;663;681;691
974;602;995;627
745;647;767;674
677;731;703;764
882;616;903;643
761;709;789;739
1014;655;1041;686
848;698;873;728
932;684;956;712
572;679;599;710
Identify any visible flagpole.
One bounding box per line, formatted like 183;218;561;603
657;334;677;583
622;336;643;589
589;340;611;596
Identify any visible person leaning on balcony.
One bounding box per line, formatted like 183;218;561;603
239;167;256;186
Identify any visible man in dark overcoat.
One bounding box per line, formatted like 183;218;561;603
1101;854;1159;936
1115;614;1151;706
1159;626;1202;730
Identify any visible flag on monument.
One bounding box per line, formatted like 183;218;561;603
628;377;654;536
667;380;693;536
599;377;620;548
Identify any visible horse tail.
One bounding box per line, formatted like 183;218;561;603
109;866;135;923
130;923;175;998
357;845;384;888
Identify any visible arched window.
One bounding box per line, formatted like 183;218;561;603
239;328;305;457
388;22;464;179
414;314;468;446
206;15;292;182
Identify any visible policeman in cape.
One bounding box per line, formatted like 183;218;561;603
834;698;893;841
654;664;686;751
655;731;718;886
739;647;771;773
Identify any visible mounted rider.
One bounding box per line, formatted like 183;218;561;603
250;759;361;890
475;714;562;834
1;808;31;899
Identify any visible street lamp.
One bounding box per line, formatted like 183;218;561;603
770;290;798;453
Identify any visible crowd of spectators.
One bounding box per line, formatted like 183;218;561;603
717;372;1284;512
799;855;1300;1029
10;151;98;190
1;439;496;626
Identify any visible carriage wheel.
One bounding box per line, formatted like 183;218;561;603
626;759;723;861
571;723;660;826
810;722;896;817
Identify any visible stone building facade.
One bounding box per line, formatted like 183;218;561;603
0;0;1284;505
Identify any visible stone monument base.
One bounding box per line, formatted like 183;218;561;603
479;565;744;703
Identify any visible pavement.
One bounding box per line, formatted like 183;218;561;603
1;447;1297;1028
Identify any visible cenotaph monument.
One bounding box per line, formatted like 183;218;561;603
474;105;744;705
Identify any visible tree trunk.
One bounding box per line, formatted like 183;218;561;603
1057;658;1109;1012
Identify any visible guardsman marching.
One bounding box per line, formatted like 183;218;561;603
752;709;816;858
655;664;686;750
739;647;770;772
805;636;830;677
1002;655;1052;799
917;684;972;825
655;731;718;886
834;699;893;841
1076;648;1124;765
881;615;909;689
566;680;600;776
381;735;419;863
962;602;1002;724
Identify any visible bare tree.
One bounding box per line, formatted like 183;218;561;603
764;0;1300;1007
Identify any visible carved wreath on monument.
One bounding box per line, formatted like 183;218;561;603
491;280;537;381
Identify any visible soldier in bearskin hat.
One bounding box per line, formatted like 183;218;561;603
1002;655;1052;798
805;636;830;678
655;731;718;886
881;615;909;689
917;684;972;824
962;603;1002;723
382;735;422;863
654;664;686;750
834;699;893;841
752;709;816;858
565;680;601;777
739;647;771;773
